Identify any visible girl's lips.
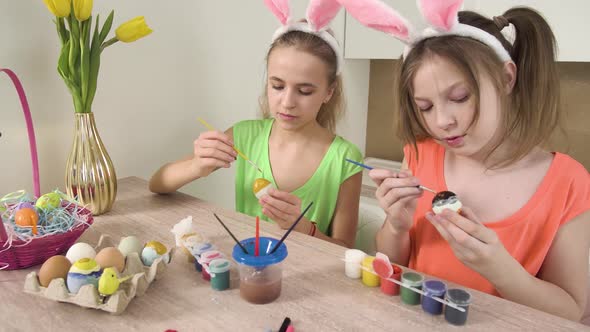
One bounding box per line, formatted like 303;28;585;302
445;135;465;147
278;113;297;121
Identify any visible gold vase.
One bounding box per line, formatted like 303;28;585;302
65;113;117;215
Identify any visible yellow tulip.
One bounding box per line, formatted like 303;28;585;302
42;0;71;18
73;0;92;21
115;16;153;43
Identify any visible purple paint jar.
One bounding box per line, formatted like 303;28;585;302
421;280;447;315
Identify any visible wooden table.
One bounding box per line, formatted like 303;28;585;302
1;177;587;331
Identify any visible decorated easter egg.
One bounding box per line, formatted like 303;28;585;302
35;192;61;211
15;201;35;211
66;242;97;263
252;178;273;199
141;241;169;266
38;255;71;287
432;191;463;214
66;258;101;293
95;247;125;273
15;208;39;227
117;236;143;258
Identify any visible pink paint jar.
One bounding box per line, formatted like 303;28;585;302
200;250;224;281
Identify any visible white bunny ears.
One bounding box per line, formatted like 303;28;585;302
264;0;344;74
339;0;513;62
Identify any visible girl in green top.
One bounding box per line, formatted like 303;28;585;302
149;3;362;248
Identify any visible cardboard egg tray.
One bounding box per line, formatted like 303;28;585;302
23;234;174;314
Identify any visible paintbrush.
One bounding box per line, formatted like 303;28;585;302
198;117;263;173
213;213;249;254
344;158;437;194
269;201;314;254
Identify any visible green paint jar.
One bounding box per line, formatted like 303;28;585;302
209;258;231;291
400;272;424;305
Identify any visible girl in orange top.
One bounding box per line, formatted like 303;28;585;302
343;0;590;321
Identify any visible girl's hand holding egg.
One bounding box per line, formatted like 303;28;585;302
259;188;307;231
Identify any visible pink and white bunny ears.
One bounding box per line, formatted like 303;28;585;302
264;0;344;74
339;0;514;62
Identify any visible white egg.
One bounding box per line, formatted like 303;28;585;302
117;236;143;257
65;242;97;264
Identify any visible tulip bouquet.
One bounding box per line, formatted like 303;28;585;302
42;0;152;113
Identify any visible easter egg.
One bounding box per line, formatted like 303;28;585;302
141;241;169;266
15;202;34;211
38;255;71;287
35;192;61;211
95;247;125;273
66;242;97;263
117;236;143;258
432;191;463;214
66;258;101;293
15;208;39;227
15;207;39;235
253;178;273;199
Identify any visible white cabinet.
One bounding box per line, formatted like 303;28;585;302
344;0;590;61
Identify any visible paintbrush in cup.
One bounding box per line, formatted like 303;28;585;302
269;201;314;254
213;213;249;254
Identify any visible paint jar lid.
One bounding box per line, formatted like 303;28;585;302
193;243;215;255
401;272;424;287
445;288;472;305
200;250;224;263
209;258;231;273
232;237;288;268
345;249;366;263
423;280;447;296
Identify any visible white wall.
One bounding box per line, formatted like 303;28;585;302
0;1;369;210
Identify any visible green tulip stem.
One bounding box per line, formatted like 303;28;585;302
101;37;119;51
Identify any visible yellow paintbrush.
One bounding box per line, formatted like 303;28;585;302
197;118;263;173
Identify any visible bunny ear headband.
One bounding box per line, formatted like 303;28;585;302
338;0;515;62
264;0;344;74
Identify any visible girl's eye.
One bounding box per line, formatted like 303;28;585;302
419;105;433;112
451;94;470;103
272;85;284;91
299;90;313;96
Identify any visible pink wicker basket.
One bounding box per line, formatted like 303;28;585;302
0;68;93;270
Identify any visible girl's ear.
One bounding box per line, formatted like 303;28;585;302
324;82;336;104
504;61;517;94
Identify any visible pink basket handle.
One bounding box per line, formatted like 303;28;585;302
0;68;41;198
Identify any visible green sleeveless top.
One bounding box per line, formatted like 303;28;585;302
233;119;362;235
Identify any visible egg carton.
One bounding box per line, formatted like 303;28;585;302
23;234;174;314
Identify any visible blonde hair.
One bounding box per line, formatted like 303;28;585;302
259;29;344;133
398;7;560;168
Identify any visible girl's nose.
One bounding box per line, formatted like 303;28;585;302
281;88;296;109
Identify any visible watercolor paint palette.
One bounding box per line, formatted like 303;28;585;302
344;249;472;326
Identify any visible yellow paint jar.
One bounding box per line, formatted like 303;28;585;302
361;256;380;287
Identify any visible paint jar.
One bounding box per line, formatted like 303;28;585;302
344;249;366;279
232;237;288;304
380;264;402;296
200;250;224;281
361;256;380;287
190;242;215;272
444;288;472;326
400;272;424;305
209;258;231;291
421;280;447;315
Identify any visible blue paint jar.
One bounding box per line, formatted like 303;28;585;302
421;280;447;315
191;243;215;272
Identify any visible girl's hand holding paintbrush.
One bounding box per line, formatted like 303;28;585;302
191;130;238;177
369;168;423;234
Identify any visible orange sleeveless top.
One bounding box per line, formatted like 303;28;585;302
404;140;590;295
